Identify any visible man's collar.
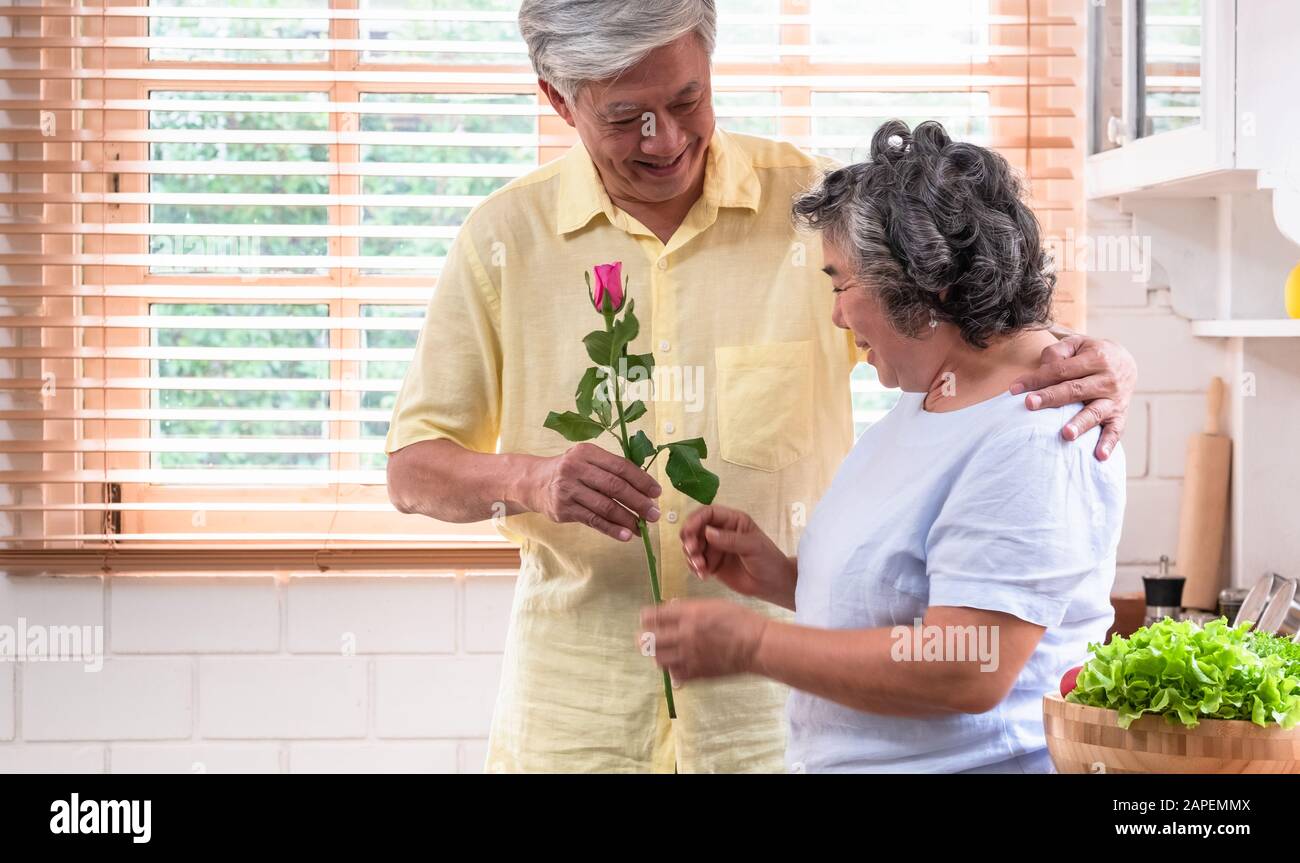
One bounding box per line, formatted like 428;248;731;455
555;125;762;236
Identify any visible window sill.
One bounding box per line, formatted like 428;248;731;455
0;543;520;575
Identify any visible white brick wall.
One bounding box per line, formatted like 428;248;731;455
288;741;458;774
1121;397;1150;478
1085;212;1231;595
374;656;503;738
111;743;282;775
0;744;106;774
24;658;193;742
112;577;279;654
1150;396;1210;478
199;658;368;739
0;571;515;773
0;663;13;741
1115;481;1183;565
462;575;515;653
286;575;457;654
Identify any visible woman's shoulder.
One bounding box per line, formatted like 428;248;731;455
977;394;1127;483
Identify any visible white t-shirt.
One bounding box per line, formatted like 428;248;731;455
786;389;1126;773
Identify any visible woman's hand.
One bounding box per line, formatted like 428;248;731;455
1010;332;1137;461
639;599;768;683
679;505;797;609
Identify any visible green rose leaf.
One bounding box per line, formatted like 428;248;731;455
543;410;605;442
659;436;707;460
665;442;719;505
574;366;602;418
610;307;639;360
583;330;614;367
623;400;647;424
591;376;612;426
628;430;656;468
622;352;655;387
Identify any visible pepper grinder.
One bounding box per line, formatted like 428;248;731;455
1143;555;1186;627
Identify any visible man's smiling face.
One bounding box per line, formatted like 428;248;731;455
547;32;715;207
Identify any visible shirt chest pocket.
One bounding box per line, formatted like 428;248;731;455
714;340;814;473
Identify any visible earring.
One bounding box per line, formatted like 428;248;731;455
928;309;939;329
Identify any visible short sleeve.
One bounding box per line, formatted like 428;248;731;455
925;425;1126;628
383;226;503;456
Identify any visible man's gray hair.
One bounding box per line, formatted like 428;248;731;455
518;0;717;103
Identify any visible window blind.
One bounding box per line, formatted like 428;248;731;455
0;0;1085;572
1141;1;1202;135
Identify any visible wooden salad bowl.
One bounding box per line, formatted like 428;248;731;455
1043;692;1300;773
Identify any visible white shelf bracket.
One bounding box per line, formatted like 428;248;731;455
1118;197;1221;320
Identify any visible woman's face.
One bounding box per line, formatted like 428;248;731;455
823;237;939;393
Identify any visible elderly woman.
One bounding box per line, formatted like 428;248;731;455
641;120;1127;773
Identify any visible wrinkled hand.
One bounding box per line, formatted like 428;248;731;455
1010;334;1137;460
639;598;767;683
525;442;661;541
679;505;795;607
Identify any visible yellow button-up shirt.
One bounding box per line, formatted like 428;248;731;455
385;126;858;772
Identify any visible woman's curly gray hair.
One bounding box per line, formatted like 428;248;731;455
792;119;1055;348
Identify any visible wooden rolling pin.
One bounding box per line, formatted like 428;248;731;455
1176;376;1232;611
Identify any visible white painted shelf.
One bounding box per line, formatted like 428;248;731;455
1190;319;1300;338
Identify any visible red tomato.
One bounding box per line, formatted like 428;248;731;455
1059;666;1082;697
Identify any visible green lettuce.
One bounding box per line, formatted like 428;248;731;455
1249;630;1300;677
1067;617;1300;729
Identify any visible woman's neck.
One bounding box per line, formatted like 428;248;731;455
922;328;1058;412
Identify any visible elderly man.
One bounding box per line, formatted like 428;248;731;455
385;0;1136;773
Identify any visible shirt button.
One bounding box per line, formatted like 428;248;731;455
664;421;675;434
666;511;678;524
657;259;668;270
658;339;670;352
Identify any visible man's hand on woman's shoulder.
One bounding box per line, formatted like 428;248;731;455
1010;332;1137;462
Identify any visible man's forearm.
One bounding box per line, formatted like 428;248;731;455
764;556;800;611
387;438;539;523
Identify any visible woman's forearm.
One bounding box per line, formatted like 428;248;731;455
749;619;1003;717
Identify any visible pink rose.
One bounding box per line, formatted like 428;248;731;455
591;261;624;312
